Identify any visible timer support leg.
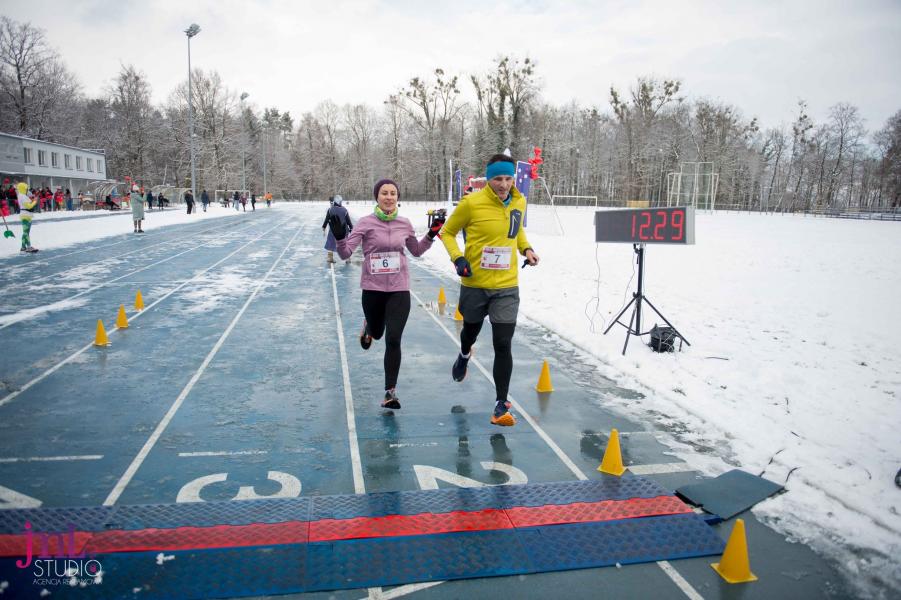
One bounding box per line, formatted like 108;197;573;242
603;244;691;355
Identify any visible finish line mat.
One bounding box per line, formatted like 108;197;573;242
0;477;725;598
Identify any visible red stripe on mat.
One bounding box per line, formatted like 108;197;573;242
0;495;691;555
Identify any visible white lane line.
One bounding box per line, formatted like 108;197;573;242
103;223;304;506
628;463;697;475
0;219;289;409
329;263;377;600
0;220;264;331
177;450;269;457
0;455;103;463
409;288;586;482
370;582;446;600
657;561;705;600
409;285;706;600
329;263;365;495
8;217;252;290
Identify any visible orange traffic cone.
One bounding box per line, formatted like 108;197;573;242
712;519;757;583
454;306;464;321
535;360;554;392
598;428;626;476
438;287;447;305
135;289;144;310
94;320;110;346
116;305;128;329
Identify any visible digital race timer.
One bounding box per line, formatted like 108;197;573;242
594;206;695;244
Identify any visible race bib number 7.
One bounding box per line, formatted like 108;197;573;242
480;246;512;270
370;251;401;274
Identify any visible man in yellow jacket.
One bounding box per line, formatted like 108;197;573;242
440;153;539;426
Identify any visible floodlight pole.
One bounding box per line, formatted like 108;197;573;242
240;92;248;194
185;24;201;204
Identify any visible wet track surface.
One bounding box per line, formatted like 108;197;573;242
0;205;855;599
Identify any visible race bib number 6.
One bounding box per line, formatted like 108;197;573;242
370;251;401;274
480;246;512;270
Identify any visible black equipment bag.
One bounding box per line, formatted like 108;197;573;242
649;324;681;352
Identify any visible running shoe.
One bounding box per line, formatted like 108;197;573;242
360;320;372;350
382;389;401;410
491;400;516;427
452;352;470;382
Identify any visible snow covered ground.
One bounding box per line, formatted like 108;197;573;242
0;204;242;258
348;200;901;594
2;200;898;594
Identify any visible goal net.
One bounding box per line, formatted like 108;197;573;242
666;162;718;210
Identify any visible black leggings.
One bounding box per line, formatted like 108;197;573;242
361;290;411;390
460;320;516;402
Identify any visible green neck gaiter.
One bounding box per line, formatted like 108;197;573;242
374;205;398;221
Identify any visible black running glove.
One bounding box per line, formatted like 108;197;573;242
328;214;347;240
427;217;445;240
454;257;472;277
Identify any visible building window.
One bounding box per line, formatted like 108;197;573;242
98;160;104;173
87;158;94;172
64;154;72;169
23;148;33;164
37;150;46;166
76;156;83;170
51;152;59;168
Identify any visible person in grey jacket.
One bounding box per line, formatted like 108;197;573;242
322;195;353;264
130;184;145;232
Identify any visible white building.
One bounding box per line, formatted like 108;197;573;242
0;132;107;194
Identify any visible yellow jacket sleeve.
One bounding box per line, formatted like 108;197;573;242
439;196;471;262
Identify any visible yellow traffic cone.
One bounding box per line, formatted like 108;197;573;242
712;519;757;583
116;305;128;329
454;306;464;321
535;360;554;392
598;428;626;476
94;319;110;346
135;289;144;311
438;287;447;305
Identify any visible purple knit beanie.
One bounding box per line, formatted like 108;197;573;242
373;178;399;201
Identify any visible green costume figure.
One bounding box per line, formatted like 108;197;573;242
17;183;38;253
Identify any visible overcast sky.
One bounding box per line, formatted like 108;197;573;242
5;0;901;131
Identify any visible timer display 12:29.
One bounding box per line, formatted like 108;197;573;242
594;206;695;245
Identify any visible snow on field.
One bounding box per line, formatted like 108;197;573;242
0;205;241;258
349;201;901;592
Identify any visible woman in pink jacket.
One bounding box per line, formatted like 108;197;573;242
333;179;444;409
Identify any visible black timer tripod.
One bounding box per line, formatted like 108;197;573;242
604;244;691;355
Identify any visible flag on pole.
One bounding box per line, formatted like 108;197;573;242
515;161;532;198
454;169;462;201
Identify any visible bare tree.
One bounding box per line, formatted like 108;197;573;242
0;17;81;139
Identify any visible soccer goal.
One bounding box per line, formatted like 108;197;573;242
666;162;718;210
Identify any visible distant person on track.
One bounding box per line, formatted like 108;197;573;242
65;188;73;211
332;179;444;410
185;189;195;214
322;195;353;264
265;192;272;207
130;185;145;233
439;153;539;427
17;183;38;252
233;190;240;211
251;193;256;211
201;189;210;212
146;189;154;211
